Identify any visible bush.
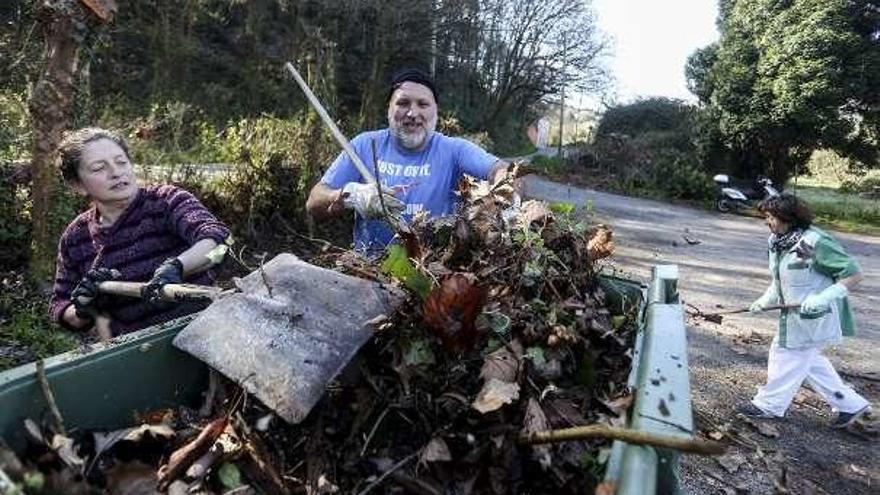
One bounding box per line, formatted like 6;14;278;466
0;273;77;371
840;172;880;195
0;163;30;270
807;149;853;184
595;97;697;145
0;89;30;162
649;150;715;200
530;154;565;175
165;115;342;246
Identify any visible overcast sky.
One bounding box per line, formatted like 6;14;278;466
592;0;720;105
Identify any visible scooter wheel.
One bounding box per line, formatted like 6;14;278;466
716;199;733;213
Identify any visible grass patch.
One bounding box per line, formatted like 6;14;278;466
0;307;77;370
1;275;78;372
788;176;880;236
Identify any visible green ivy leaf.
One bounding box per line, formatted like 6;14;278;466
380;245;433;299
404;339;436;366
524;347;546;366
218;462;242;489
488;312;511;335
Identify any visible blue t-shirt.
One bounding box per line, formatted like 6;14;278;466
321;129;499;254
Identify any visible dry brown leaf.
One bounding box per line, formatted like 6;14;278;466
601;393;634;417
51;434;84;471
521;399;552;469
587;225;615;260
420;437;452;464
741;417;780;438
93;423;176;464
317;474;340;493
716;452;747;473
23;418;46;445
423;273;487;352
479;340;523;383
78;0;118;21
517;200;552;228
472;378;520;413
134;408;175;425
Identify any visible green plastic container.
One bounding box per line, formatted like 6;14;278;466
0;265;692;494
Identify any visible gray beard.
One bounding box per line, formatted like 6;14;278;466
394;127;430;150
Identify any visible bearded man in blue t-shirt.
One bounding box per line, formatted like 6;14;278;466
306;68;509;256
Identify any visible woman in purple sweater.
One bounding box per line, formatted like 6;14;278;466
50;127;231;337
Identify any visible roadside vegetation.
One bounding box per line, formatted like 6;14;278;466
541;0;878;225
788;151;880;235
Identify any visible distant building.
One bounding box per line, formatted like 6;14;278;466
536;117;550;148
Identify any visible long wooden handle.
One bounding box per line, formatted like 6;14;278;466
518;424;727;456
709;303;801;317
97;281;222;302
284;61;376;184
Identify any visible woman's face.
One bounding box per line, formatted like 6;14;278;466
765;212;790;235
74;138;138;204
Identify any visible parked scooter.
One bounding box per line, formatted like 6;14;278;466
713;174;779;212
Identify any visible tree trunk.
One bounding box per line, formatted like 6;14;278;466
28;1;88;285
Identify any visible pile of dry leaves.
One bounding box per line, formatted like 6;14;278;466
1;173;639;494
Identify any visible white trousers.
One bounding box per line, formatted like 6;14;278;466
751;341;870;417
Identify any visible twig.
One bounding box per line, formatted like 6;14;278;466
518;423;727;456
35;360;66;436
360;406;390;457
257;253;274;299
356;451;421;495
281;221;348;253
839;370;880;383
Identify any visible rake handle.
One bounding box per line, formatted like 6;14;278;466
284;61;376;184
97;281;222;302
709;303;801;317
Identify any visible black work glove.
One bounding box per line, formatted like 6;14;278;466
71;268;121;320
141;257;184;303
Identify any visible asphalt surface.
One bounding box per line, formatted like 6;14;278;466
522;175;879;494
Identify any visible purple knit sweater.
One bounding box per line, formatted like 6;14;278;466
50;185;231;336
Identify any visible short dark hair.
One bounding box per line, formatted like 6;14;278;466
58;127;130;182
759;193;813;229
387;68;438;105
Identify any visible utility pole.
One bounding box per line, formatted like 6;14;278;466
558;34;566;157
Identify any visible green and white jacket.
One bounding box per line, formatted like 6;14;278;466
767;227;860;349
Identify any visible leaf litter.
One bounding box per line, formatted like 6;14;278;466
3;170;640;494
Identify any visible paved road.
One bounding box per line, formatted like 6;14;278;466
522;175;880;371
522;175;880;493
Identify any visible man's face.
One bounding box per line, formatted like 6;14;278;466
74;138;139;204
387;81;438;150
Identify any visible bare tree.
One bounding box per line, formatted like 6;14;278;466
476;0;609;125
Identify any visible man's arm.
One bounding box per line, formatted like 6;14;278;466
306;182;347;219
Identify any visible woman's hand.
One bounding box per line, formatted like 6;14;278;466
800;283;848;315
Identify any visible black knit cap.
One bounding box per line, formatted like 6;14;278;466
387;68;438;104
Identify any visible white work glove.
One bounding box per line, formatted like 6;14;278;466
749;281;779;313
341;182;404;219
801;282;848;315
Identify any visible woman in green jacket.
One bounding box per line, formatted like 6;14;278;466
737;194;871;428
